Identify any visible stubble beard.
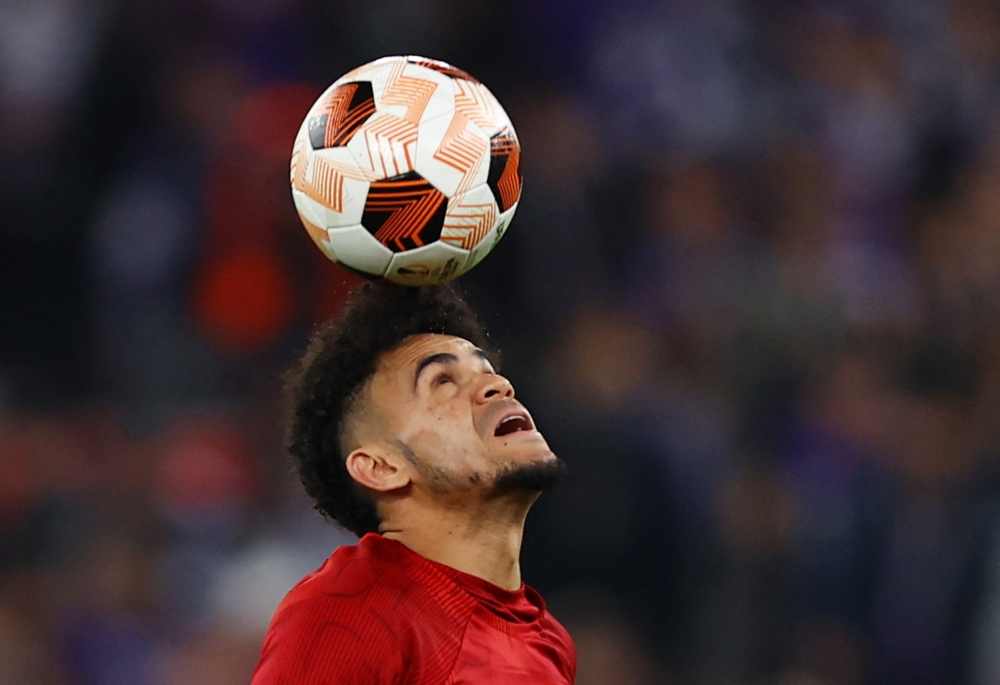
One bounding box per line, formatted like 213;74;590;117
395;439;567;497
488;455;567;497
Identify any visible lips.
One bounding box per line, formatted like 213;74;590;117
492;408;535;437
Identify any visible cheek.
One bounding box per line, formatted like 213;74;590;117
403;403;481;459
424;399;474;434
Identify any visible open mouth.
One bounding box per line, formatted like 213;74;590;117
493;412;534;437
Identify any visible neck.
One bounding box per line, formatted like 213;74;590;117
381;494;535;590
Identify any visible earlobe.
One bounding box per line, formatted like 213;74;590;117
345;443;411;492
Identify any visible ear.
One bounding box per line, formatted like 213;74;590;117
345;441;412;493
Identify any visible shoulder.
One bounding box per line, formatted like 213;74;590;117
535;592;578;681
251;534;473;685
280;534;469;617
263;533;434;642
543;612;577;661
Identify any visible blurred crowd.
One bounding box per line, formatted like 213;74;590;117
3;0;1000;683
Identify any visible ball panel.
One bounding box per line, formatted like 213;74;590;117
290;131;309;187
465;200;517;272
370;59;454;128
361;171;448;252
414;108;491;197
307;81;376;150
344;60;397;104
385;240;469;285
346;111;419;180
387;61;457;125
441;184;498;250
292;190;338;262
326;225;393;278
451;79;508;134
291;187;328;232
469;82;515;136
486;128;522;212
295;147;371;227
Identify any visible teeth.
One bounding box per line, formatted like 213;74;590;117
496;414;529;436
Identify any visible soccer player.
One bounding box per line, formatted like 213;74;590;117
251;283;576;684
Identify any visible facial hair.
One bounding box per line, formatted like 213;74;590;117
393;438;463;495
490;456;567;496
395;439;567;496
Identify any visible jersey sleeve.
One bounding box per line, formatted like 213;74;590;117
251;594;407;685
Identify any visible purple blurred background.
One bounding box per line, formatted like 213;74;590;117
3;0;1000;683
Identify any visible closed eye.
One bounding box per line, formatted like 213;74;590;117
433;373;454;386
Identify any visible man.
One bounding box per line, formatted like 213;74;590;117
251;283;576;684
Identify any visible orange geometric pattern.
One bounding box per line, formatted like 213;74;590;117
452;79;502;131
441;195;497;250
290;136;308;187
429;79;505;193
310;82;376;149
362;172;447;252
346;62;440;180
357;115;419;178
487;129;521;212
432;110;489;193
380;60;439;125
292;136;369;213
304;155;346;212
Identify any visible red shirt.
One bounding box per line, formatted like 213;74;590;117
251;533;576;684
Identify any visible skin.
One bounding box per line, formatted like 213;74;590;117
344;333;559;590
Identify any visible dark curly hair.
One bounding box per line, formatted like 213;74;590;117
285;282;493;537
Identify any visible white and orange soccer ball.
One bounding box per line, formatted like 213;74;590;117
289;56;521;285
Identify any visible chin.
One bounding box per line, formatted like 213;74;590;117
526;447;560;467
491;454;567;494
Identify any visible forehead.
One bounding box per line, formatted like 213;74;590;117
376;333;483;376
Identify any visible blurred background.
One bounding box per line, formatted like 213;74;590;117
3;0;1000;683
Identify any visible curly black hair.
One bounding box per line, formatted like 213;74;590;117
285;282;494;536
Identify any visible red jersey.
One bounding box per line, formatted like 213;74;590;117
251;533;576;684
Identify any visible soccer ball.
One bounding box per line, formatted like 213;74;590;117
290;56;521;285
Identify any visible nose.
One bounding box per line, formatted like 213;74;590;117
477;373;514;402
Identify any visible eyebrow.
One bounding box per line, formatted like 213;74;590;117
412;348;489;392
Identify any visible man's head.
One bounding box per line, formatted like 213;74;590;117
287;283;563;536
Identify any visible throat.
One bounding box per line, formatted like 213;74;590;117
381;508;527;590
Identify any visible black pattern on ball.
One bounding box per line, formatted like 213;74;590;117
361;171;448;253
308;81;376;150
486;129;522;213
